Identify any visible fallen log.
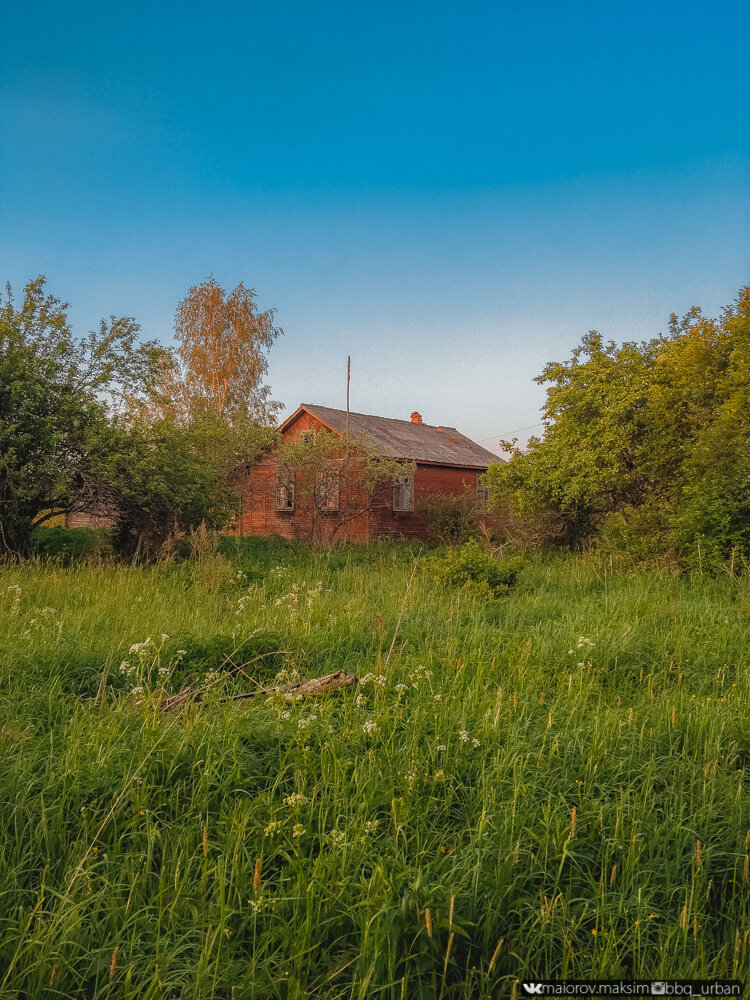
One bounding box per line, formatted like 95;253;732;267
159;670;358;713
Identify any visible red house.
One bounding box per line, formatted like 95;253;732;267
235;403;501;543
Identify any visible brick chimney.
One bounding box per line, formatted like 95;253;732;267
410;411;423;424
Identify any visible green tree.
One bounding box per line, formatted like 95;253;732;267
486;331;659;543
672;288;750;564
485;285;750;565
0;277;162;553
85;417;248;556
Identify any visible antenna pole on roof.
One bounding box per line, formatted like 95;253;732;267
346;356;350;439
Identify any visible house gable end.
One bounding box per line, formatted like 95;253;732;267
278;406;342;443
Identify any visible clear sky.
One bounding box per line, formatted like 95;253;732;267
2;1;748;453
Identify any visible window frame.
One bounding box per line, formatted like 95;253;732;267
392;472;415;512
315;468;340;512
476;472;491;511
273;471;295;512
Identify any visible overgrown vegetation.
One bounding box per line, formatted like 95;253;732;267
418;489;484;545
486;285;750;569
0;277;277;558
430;538;522;597
30;525;113;564
270;429;416;545
0;540;748;996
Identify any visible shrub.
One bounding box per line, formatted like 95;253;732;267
431;538;522;597
673;478;750;572
417;491;481;545
598;504;674;562
30;525;112;564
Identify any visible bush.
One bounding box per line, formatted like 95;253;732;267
430;538;522;597
417;491;481;545
673;479;750;572
598;504;674;562
30;525;112;563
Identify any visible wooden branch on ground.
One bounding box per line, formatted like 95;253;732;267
159;670;358;713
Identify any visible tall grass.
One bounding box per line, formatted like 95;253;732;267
0;540;748;997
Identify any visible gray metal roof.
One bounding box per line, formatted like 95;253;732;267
289;404;502;469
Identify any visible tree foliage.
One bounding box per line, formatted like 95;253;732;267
485;285;750;566
0;277;162;553
0;276;278;557
84;417;246;556
164;276;283;425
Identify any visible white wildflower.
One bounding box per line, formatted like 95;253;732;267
283;792;307;808
292;823;305;838
264;820;281;837
459;730;469;742
363;719;378;735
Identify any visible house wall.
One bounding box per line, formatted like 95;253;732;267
232;411;370;543
281;409;325;441
234;461;370;543
369;463;482;540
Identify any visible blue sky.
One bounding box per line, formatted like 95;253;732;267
2;1;748;451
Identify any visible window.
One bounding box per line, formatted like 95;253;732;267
274;471;295;512
476;472;491;511
300;429;315;447
393;473;414;512
315;469;340;512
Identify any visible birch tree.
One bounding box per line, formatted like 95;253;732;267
173;276;282;425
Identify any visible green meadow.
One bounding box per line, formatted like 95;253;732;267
0;539;748;998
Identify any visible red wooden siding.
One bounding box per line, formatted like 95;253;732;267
234;461;370;543
232;411;370;543
368;464;482;541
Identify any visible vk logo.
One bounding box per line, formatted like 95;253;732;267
523;986;544;995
